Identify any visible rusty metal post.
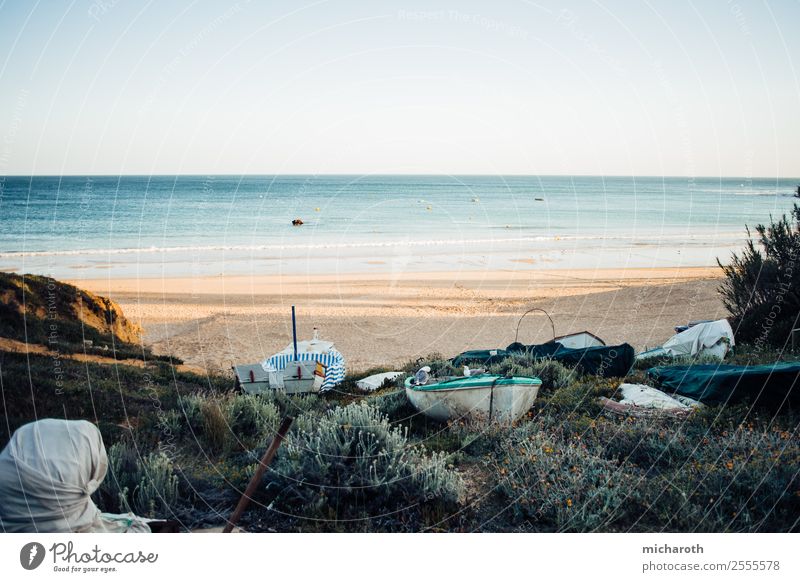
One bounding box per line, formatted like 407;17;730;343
222;416;293;533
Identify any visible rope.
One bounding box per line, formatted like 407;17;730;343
489;376;502;420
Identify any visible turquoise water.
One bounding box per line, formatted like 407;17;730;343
0;175;797;278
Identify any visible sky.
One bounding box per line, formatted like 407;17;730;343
0;0;798;177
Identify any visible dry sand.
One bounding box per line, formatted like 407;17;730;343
72;266;726;374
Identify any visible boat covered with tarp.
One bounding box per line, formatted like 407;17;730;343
636;319;735;361
262;335;345;392
451;341;634;378
647;362;800;406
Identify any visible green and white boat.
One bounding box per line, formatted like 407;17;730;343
405;374;542;423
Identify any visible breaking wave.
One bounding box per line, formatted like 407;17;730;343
0;231;746;258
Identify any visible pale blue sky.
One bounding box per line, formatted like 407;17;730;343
0;0;798;176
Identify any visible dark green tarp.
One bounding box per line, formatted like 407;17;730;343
451;349;512;366
452;342;635;378
647;362;800;406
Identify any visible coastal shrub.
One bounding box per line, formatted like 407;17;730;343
268;390;330;418
496;421;654;531
487;355;575;393
540;377;615;415
494;401;800;532
725;343;799;365
659;423;800;532
99;441;180;518
422;357;460;378
177;392;281;454
226;394;281;451
632;352;728;370
443;417;514;457
269;401;464;525
372;389;416;423
200;399;228;452
718;204;800;349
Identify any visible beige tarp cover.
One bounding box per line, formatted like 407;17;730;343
0;419;149;533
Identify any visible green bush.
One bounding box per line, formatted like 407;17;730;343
540;377;615;416
632;352;730;370
177;392;281;454
417;356;460;378
269;401;464;524
98;441;180;518
660;423;800;532
488;355;575;393
718;204;800;349
494;406;800;532
496;421;654;531
225;394;280;450
372;389;416;423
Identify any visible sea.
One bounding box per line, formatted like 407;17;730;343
0;175;797;280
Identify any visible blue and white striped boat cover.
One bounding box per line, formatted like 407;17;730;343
263;346;346;392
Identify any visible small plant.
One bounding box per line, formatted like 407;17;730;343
98;441;180;518
632;352;730;370
177;392;281;454
495;421;654;531
659;422;800;532
372;389;415;423
539;377;614;415
200;399;228;453
225;394;280;452
487;355;575;393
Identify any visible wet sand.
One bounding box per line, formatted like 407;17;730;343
72;266;726;374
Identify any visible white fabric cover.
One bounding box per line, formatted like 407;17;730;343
618;383;690;410
0;419;148;533
661;319;735;359
356;371;402;392
555;332;605;349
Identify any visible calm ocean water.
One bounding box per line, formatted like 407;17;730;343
0;175;797;278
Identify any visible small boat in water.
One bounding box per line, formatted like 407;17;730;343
405;373;541;423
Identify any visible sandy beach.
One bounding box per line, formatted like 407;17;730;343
72;266;726;374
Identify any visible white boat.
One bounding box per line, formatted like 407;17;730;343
404;374;541;423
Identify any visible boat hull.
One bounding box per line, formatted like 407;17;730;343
405;375;541;423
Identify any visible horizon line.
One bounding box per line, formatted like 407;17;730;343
2;173;799;180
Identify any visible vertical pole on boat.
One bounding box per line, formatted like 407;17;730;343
291;305;299;360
